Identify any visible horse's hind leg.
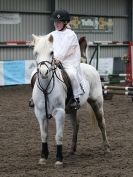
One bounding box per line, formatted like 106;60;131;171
68;110;79;154
88;97;110;153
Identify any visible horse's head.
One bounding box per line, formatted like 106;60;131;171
32;34;54;78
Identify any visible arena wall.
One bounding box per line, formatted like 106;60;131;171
0;0;132;85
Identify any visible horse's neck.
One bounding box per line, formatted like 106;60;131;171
55;68;63;81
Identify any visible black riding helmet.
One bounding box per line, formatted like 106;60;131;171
52;10;70;23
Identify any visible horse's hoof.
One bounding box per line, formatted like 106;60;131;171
104;145;111;153
104;146;112;157
39;158;47;165
55;161;63;167
105;151;112;158
106;148;111;153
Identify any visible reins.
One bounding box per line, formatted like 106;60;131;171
36;59;65;119
37;60;56;119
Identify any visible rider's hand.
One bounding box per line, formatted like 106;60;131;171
54;59;60;65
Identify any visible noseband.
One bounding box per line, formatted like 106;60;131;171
37;58;56;75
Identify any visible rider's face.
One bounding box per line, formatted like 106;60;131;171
54;21;64;31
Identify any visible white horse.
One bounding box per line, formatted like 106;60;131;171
32;34;110;166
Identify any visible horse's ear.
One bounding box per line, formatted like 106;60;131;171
48;35;53;43
32;34;40;45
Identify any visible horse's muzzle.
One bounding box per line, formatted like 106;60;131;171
39;65;49;78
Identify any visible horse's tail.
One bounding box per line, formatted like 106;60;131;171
79;36;88;63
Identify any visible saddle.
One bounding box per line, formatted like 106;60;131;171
57;63;74;107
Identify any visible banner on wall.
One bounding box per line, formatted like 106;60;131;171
0;60;36;86
70;16;113;33
0;62;4;85
0;13;21;24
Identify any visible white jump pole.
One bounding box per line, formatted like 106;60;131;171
104;90;133;96
104;86;133;91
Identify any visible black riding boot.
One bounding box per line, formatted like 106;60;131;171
29;98;34;108
70;98;80;110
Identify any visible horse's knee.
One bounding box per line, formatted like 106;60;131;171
53;108;65;120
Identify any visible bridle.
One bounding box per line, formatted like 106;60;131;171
36;57;65;119
36;57;56;119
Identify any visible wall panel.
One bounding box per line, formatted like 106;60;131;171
0;0;130;62
0;0;51;12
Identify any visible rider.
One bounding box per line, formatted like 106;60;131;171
51;9;83;109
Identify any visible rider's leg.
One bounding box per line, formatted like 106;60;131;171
65;68;81;109
29;69;37;108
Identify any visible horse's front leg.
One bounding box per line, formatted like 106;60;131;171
53;108;65;166
38;118;49;165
